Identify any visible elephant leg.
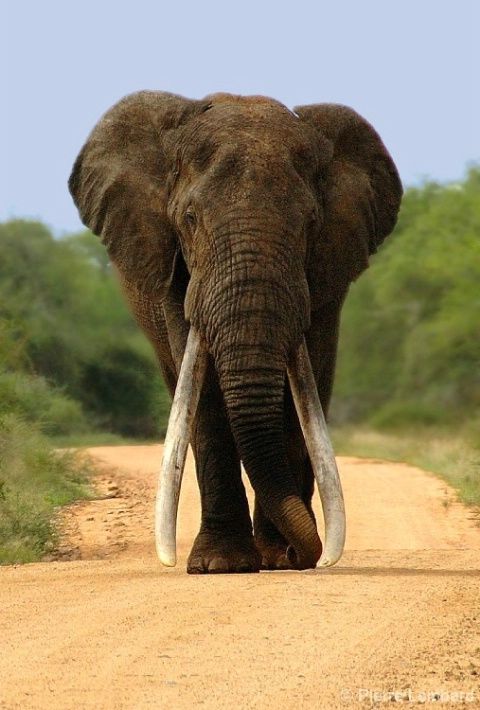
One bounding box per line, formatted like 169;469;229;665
187;360;261;573
254;298;344;569
161;265;260;574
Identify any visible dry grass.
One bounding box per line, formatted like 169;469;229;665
332;425;480;509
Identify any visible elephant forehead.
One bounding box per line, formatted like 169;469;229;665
207;104;302;137
204;92;291;114
183;104;316;165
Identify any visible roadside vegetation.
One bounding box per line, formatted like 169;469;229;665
0;221;169;562
0;416;93;563
0;166;478;562
332;166;480;508
332;426;480;509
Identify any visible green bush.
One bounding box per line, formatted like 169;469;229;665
0;370;88;436
333;166;480;428
0;414;93;564
369;401;453;430
81;346;170;438
0;220;171;439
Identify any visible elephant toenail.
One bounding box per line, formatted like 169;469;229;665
237;559;255;572
208;557;228;572
286;545;299;566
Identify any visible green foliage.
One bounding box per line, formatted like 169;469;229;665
0;414;93;564
0;220;170;438
369;401;451;430
0;220;171;563
0;370;88;436
333;166;480;428
81;346;171;438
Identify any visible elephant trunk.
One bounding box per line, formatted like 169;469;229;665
217;351;322;568
204;273;322;568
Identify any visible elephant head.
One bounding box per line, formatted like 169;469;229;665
69;91;402;568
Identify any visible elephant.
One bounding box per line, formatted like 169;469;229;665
69;91;402;574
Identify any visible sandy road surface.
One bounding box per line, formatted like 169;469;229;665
1;446;480;709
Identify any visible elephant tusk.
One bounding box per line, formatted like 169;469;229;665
287;338;346;567
155;327;208;566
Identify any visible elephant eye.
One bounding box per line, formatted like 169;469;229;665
184;207;197;229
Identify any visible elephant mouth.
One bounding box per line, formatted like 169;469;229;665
155;327;346;570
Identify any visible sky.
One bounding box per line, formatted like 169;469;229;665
2;0;479;234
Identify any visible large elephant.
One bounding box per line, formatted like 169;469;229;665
69;91;402;573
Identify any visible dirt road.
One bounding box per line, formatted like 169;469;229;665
1;446;479;709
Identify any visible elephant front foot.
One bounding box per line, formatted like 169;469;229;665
255;534;294;570
187;528;262;574
254;497;319;570
255;536;319;570
253;504;295;569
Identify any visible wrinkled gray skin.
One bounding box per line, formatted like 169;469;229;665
69;92;402;573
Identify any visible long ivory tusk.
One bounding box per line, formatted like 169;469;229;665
287;338;346;567
155;327;208;566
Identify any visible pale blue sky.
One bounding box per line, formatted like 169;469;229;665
2;0;478;233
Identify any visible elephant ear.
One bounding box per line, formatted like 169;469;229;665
294;104;402;309
69;91;205;299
